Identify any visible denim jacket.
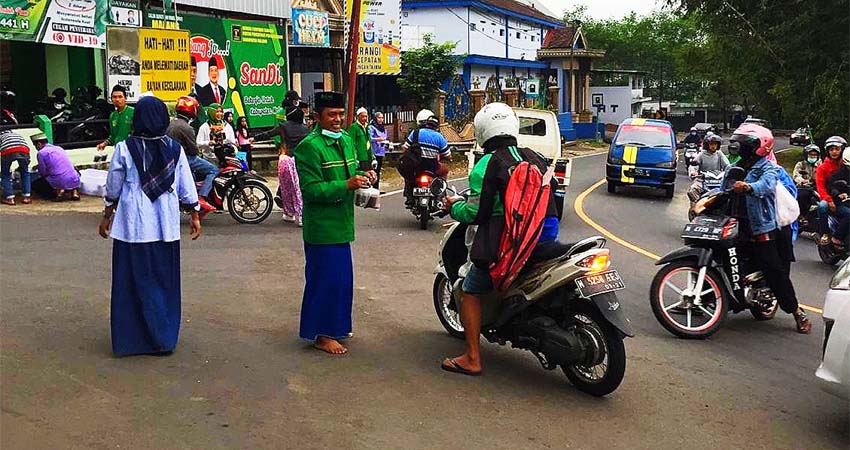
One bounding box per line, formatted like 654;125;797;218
723;158;781;235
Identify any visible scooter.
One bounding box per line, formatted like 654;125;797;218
683;142;700;169
407;171;446;230
650;167;780;339
433;186;634;396
199;142;274;224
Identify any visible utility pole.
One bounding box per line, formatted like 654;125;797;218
346;0;364;126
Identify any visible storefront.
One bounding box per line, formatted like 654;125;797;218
287;0;346;106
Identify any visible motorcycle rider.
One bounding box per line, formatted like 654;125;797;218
793;144;821;224
815;136;849;245
197;103;238;164
402;110;451;206
688;133;729;198
440;103;560;375
825;148;850;245
725;124;811;333
683;126;701;145
167;96;216;215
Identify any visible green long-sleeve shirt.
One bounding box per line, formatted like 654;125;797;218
347;121;374;168
108;106;135;145
293;129;365;245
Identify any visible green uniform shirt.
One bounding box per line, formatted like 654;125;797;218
347;121;374;167
294;129;364;245
451;153;503;223
108;106;135;145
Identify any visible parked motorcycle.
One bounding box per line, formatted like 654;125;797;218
687;170;724;221
200;142;273;224
407;171;446;229
433;187;633;396
67;86;111;143
0;88;18;125
31;88;72;123
650;167;780;339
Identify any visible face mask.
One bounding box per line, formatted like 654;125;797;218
807;157;818;164
321;128;342;140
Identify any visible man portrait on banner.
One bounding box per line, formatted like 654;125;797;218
197;57;227;107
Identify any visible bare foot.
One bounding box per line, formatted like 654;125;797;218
314;336;348;355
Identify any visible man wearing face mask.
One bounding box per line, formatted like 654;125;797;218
793;144;821;221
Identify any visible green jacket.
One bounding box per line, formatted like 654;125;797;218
108;106;135;145
294;129;364;245
451;153;503;223
347;121;374;167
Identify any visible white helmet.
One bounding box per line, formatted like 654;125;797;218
843;147;850;166
825;135;847;150
474;102;519;147
416;109;438;126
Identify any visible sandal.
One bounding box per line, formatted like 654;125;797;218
794;309;812;334
70;189;80;201
1;198;15;206
441;358;482;376
21;196;31;204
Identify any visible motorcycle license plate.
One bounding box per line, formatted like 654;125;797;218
575;270;625;298
681;223;724;240
413;188;430;196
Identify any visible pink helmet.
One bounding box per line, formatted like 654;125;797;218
730;123;775;159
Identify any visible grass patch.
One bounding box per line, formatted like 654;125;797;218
577;139;608;149
776;147;803;173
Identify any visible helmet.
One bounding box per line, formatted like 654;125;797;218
824;135;847;150
804;143;821;155
416;109;438;126
843;147;850;166
689;127;697;133
730;123;774;160
175;96;200;119
705;134;722;145
473;102;520;147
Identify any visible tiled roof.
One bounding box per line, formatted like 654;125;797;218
480;0;562;23
542;26;577;49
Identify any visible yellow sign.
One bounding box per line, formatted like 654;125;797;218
345;0;401;75
139;28;191;101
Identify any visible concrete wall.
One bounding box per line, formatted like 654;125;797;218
589;86;633;126
467;9;506;57
506;18;542;60
401;7;467;53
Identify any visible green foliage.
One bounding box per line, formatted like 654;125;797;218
398;35;463;110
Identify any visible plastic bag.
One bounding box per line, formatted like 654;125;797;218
354;187;380;210
775;182;799;227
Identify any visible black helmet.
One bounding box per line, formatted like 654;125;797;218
729;133;761;161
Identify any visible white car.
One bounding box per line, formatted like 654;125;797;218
817;258;850;399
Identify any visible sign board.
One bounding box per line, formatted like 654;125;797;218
107;26;191;102
0;0;108;48
292;8;329;47
145;11;289;128
345;0;401;75
590;86;631;126
110;0;141;27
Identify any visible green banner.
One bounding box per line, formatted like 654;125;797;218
0;0;108;48
145;10;288;128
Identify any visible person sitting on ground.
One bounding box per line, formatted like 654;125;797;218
440;102;560;376
0;128;32;205
30;133;80;201
401;109;451;205
815;136;848;245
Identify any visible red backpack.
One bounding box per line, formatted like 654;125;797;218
489;146;554;292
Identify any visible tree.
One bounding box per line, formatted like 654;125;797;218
398;35;463;110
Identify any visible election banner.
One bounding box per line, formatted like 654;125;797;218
292;8;329;47
345;0;401;75
107;26;191;102
0;0;108;48
110;0;141;27
146;11;289;128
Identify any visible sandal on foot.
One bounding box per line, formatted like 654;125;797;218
70;190;80;201
1;198;15;206
21;196;31;204
794;310;812;334
441;358;482;376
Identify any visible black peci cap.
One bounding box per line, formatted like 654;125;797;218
314;91;344;109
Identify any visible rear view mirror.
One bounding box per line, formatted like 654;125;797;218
676;142;685;150
430;177;448;196
727;166;746;182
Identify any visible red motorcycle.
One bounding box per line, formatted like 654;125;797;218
199;143;273;224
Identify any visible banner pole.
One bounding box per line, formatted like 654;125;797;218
346;0;363;126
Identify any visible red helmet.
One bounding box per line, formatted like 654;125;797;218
730;123;774;159
175;96;200;119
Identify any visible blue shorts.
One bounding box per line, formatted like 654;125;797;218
462;265;494;295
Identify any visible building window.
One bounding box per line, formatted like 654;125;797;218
499;29;504;36
519;117;546;136
516;32;521;38
531;36;535;42
470;23;477;31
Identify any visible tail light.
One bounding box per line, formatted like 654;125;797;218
417;174;432;187
721;219;738;240
577;253;610;273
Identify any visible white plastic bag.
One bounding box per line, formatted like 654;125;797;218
354;187;380;210
775;182;799;227
79;168;108;197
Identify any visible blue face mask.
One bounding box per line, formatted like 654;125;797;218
321;128;342;140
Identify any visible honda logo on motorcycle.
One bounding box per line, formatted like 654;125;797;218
728;247;741;291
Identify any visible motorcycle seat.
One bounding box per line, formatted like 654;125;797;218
526;241;573;266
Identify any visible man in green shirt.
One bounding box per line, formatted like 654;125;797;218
347;107;374;170
97;85;135;151
294;91;376;355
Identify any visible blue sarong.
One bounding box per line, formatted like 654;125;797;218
300;243;353;341
111;239;182;356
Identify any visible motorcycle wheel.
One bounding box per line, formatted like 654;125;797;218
227;180;273;224
687;207;696;222
817;242;842;265
750;299;778;321
562;302;626;397
650;261;728;339
432;274;464;339
419;210;430;230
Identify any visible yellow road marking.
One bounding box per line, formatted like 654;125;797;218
574;178;824;315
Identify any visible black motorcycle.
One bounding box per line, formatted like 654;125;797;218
650;167;779;339
407;171;446;229
199;141;273;224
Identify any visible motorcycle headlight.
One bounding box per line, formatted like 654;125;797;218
829;260;850;290
656;161;675;169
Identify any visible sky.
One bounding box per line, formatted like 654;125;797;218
537;0;662;20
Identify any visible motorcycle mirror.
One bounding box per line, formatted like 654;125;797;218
727;166;746;182
371;159;378;170
676;142;685;150
430;177;448;196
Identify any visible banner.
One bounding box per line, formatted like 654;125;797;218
345;0;401;75
146;12;289;128
110;0;140;27
292;8;329;47
107;26;191;102
0;0;108;48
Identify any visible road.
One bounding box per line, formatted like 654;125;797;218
1;146;848;449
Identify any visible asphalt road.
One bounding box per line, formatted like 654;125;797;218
1;144;848;449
